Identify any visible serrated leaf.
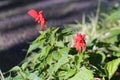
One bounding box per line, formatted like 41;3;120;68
68;67;93;80
104;58;120;79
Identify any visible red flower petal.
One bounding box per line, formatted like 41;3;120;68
28;9;38;19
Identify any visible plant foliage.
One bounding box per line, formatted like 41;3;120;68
3;9;120;80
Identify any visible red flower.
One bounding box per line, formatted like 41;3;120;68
28;9;48;30
73;33;86;51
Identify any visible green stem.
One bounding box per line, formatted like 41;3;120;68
76;51;83;70
0;69;4;80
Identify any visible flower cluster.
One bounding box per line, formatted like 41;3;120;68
73;33;86;52
28;9;48;30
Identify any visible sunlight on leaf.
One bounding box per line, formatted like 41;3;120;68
9;66;21;72
105;58;120;79
68;67;93;80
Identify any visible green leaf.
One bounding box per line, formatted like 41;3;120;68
32;53;41;63
46;54;53;65
61;28;73;36
98;52;106;63
103;28;120;42
48;48;70;74
39;45;51;59
9;66;21;72
53;55;69;73
112;52;120;57
52;51;61;60
27;42;40;54
64;69;76;79
56;41;65;47
63;69;76;79
104;9;120;23
13;74;24;80
75;54;83;70
29;73;43;80
21;62;28;71
27;30;48;54
45;45;52;56
58;28;73;40
68;67;93;80
58;47;70;56
104;58;120;79
5;76;13;80
49;28;59;45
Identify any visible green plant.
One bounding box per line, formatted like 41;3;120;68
5;28;93;80
3;7;120;80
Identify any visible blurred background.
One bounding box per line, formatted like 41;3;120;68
0;0;119;72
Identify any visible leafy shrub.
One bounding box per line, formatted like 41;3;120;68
2;9;120;80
